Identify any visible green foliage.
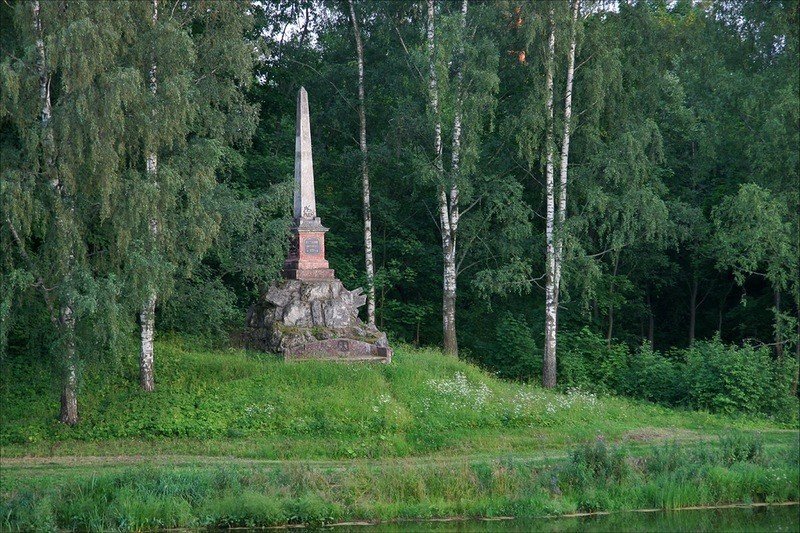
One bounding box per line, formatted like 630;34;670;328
554;330;798;423
558;327;629;393
2;434;797;530
488;313;540;380
560;438;630;489
683;338;796;420
719;431;765;466
159;271;239;342
623;342;682;405
712;183;796;290
200;491;285;528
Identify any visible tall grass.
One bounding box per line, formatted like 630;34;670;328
2;433;797;530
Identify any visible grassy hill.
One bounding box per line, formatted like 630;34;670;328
0;337;791;458
1;339;798;530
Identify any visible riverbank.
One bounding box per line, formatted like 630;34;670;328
1;339;798;529
2;434;798;529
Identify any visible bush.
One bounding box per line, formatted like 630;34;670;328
160;273;239;342
200;491;285;527
558;327;629;393
645;441;687;475
490;313;541;381
555;330;797;422
623;342;682;405
560;438;629;489
683;337;795;419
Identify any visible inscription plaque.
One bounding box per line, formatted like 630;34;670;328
304;237;321;255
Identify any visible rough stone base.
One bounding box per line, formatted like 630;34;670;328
244;279;391;363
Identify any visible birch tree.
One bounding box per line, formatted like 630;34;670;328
127;0;258;389
542;0;582;387
347;0;376;328
542;3;558;388
33;0;78;422
2;0;142;424
139;0;159;392
426;0;468;357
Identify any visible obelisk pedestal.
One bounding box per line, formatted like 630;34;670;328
245;87;391;363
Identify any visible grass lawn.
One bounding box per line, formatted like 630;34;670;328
1;338;798;529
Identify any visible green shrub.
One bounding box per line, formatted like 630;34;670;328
623;343;682;404
683;338;795;419
558;327;629;393
645;441;687;475
546;330;797;422
200;491;285;527
490;313;541;381
719;431;765;466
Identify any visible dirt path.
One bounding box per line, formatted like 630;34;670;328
3;428;795;472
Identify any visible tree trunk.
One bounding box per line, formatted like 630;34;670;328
554;0;580;299
542;4;557;388
140;0;159;392
427;0;459;356
140;293;156;391
689;276;698;346
442;241;457;355
606;253;619;347
774;289;783;359
647;290;654;346
348;0;376;328
444;0;468;357
34;0;78;425
59;306;78;425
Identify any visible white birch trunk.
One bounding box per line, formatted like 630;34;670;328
554;0;580;299
543;5;557;389
140;0;158;392
34;0;78;424
427;0;458;356
441;0;468;357
348;0;376;328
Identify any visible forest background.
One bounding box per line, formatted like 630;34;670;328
1;0;798;426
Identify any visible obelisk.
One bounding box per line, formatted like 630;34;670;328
245;87;391;363
283;87;334;280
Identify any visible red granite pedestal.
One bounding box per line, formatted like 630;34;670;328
282;223;335;280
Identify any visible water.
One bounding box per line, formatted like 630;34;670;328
354;504;799;532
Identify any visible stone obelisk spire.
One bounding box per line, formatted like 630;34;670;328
294;87;318;223
283;87;334;280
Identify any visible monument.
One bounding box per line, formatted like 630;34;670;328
244;87;392;363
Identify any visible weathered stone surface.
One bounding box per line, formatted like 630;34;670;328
294;87;317;221
244;279;392;363
285;338;391;362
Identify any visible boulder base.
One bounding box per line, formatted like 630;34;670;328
244;279;391;363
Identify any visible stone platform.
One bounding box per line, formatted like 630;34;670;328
244;279;391;363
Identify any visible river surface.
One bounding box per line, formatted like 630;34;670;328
351;504;799;532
